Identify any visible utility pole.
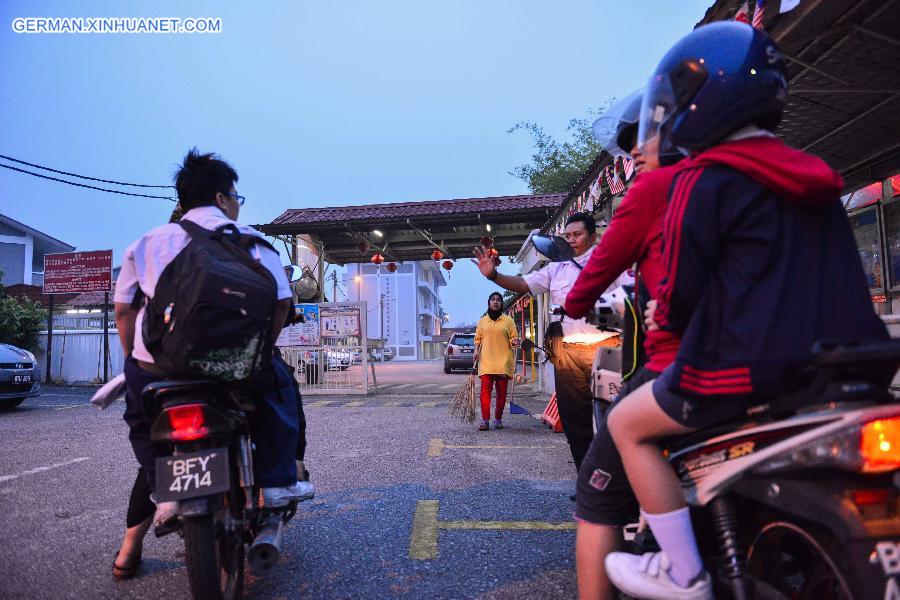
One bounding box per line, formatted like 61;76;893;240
332;271;337;302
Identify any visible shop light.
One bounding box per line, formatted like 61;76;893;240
485;224;492;232
372;230;383;237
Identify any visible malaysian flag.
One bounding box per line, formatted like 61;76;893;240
623;156;635;180
606;160;626;195
752;0;766;29
587;173;602;211
734;0;750;23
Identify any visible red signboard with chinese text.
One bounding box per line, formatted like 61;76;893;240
43;250;113;294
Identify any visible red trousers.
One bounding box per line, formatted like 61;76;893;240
479;374;508;421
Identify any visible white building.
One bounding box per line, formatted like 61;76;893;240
344;260;446;360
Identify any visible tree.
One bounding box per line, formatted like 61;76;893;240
0;271;48;352
508;102;614;194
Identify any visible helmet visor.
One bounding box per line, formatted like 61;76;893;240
637;74;678;153
592;88;643;157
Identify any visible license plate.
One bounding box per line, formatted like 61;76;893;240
155;448;230;502
13;375;31;383
462;349;473;353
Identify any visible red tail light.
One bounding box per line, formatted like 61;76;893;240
447;346;454;355
166;404;209;442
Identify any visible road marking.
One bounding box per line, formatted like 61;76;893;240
345;401;366;407
440;384;460;390
0;457;90;484
392;384;414;389
426;437;561;457
383;401;402;407
408;500;575;560
416;401;439;408
307;400;338;407
55;403;93;411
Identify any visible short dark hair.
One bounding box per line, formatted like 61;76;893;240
565;212;596;235
174;148;239;211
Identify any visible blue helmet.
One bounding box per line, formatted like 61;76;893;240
638;21;787;159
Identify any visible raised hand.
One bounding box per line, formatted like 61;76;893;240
471;246;497;279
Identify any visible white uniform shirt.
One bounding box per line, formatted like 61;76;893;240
113;206;291;363
522;246;623;344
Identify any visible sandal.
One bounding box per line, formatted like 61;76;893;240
492;420;504;429
113;549;142;580
478;421;489;431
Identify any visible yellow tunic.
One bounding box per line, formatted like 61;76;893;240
474;314;517;377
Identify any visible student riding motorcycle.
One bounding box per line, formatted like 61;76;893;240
601;21;897;600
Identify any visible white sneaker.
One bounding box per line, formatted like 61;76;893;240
605;551;713;600
261;481;315;507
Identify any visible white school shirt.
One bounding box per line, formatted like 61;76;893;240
522;245;623;344
113;206;291;364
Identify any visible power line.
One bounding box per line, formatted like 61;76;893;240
0;163;177;201
0;153;173;188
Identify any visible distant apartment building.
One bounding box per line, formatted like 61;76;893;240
0;213;74;287
345;260;446;360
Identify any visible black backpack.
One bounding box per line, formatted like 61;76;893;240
142;220;278;381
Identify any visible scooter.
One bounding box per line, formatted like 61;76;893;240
644;340;900;599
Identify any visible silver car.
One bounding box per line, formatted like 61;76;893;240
0;343;41;409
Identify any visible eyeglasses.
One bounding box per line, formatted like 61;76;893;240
225;192;245;206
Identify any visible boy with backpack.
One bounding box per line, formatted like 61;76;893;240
113;149;313;535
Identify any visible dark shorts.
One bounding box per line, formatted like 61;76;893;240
652;369;758;429
574;366;659;526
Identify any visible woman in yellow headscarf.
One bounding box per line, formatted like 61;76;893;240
474;292;518;430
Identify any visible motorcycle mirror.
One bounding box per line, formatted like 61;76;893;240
531;234;575;263
284;264;303;283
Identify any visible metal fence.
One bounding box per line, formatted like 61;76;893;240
280;345;367;394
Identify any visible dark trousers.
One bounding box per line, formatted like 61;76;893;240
123;355;299;494
548;335;613;473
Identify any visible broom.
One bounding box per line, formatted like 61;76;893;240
449;348;480;423
507;372;531;415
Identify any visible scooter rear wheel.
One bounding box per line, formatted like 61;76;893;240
746;520;851;600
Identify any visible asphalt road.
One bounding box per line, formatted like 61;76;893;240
0;381;579;600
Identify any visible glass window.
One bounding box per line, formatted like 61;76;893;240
843;182;883;210
883;201;900;288
848;208;883;289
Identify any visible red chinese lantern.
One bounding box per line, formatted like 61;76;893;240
357;241;370;254
386;262;398;273
442;259;453;271
480;236;494;249
431;249;444;261
371;252;384;265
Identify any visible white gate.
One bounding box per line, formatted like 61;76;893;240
279;301;368;395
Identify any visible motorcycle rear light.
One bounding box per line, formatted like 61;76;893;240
852;489;892;506
166;404;209;442
861;418;900;472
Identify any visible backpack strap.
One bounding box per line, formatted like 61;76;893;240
178;220;278;291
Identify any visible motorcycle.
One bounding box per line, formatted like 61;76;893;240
144;379;297;600
636;340;900;599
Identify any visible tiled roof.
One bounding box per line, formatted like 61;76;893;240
68;287;115;307
271;194;566;226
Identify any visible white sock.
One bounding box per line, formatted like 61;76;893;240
642;507;704;587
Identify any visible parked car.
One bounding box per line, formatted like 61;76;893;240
444;333;476;373
0;343;41;409
371;346;395;362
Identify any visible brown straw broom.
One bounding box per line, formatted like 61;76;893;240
449;347;480;423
